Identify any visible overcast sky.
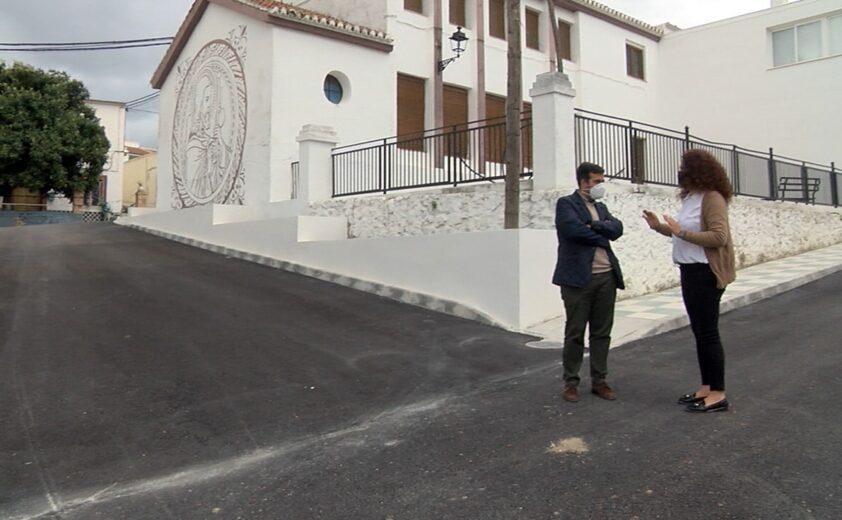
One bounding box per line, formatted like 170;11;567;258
0;0;773;148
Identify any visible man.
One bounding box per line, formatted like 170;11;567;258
553;162;625;403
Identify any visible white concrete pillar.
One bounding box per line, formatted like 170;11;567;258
529;72;577;190
296;124;339;202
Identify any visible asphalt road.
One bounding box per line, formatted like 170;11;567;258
1;223;840;520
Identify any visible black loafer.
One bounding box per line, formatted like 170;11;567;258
677;393;705;405
686;399;729;413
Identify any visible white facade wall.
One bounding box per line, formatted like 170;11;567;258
387;1;662;122
88;100;126;211
155;2;275;210
270;25;393;200
572;13;660;122
657;0;842;165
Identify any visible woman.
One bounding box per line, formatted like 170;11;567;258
642;149;736;413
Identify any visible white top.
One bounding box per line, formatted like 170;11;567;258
672;191;708;264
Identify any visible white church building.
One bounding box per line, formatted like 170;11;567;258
123;0;842;330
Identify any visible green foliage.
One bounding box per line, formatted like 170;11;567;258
0;62;110;199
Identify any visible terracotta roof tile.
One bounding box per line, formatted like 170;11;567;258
126;146;154;156
569;0;663;37
234;0;391;42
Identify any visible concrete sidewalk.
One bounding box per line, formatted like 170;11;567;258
525;242;842;349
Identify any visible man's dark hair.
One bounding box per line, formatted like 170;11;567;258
576;162;605;183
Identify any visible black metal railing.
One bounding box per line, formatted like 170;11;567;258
332;114;533;197
574;109;838;206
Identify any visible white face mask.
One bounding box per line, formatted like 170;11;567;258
588;183;606;200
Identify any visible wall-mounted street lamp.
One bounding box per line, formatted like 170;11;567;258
438;26;469;71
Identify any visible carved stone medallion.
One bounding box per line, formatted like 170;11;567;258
172;30;247;208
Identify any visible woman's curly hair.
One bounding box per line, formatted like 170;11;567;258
678;149;733;201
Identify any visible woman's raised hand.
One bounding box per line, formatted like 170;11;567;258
642;210;660;230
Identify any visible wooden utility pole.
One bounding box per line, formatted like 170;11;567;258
504;0;522;229
547;0;563;73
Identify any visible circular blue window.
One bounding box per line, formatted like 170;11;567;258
323;75;343;104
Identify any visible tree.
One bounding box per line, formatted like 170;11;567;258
0;62;109;201
504;0;523;229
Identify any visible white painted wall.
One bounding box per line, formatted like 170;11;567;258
87;99;126;211
310;181;842;299
387;0;661;123
656;0;842;165
155;2;275;210
270;24;394;201
572;12;661;122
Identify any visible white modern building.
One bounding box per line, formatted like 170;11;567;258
655;0;842;165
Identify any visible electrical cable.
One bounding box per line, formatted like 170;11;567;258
0;37;172;47
0;42;172;52
125;92;160;107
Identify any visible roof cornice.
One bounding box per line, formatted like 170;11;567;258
557;0;663;41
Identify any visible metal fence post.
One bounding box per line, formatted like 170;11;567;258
385;141;392;193
800;162;810;204
450;129;457;186
683;126;690;152
379;139;387;194
626;120;633;182
768;147;777;200
831;162;839;207
330;156;336;197
731;145;740;195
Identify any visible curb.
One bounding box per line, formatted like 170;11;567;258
119;223;504;329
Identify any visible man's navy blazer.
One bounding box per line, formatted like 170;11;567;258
552;190;625;289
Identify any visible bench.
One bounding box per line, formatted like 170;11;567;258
777;176;820;204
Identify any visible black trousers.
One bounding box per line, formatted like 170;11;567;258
680;263;726;391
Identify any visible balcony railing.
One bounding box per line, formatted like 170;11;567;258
332;114;533;197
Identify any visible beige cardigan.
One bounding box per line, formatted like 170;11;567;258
654;191;736;289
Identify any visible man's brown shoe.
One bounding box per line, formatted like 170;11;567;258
591;382;617;401
562;384;579;402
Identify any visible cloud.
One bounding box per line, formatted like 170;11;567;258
0;0;193;147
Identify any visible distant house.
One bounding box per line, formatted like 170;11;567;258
123;145;157;208
150;0;840;211
87;99;127;211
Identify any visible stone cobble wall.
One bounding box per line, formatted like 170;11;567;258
310;182;842;298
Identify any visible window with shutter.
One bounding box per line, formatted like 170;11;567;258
397;74;426;151
626;44;645;80
483;95;531;168
449;0;466;27
489;0;505;39
404;0;423;15
557;20;572;61
485;94;506;164
526;9;540;50
443;85;469;158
